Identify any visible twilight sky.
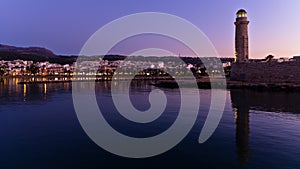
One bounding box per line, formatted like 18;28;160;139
1;0;300;58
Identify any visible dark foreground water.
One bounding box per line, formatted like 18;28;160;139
0;78;299;169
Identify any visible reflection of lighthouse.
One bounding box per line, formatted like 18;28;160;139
234;9;250;62
231;90;250;165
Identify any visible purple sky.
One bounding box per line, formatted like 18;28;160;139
1;0;300;58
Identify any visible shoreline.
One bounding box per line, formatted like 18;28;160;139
154;79;300;91
8;76;300;91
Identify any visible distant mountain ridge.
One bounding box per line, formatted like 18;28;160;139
0;44;77;64
0;44;56;58
0;44;234;65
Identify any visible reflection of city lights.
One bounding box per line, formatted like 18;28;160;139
234;108;238;121
64;83;69;89
43;83;47;95
23;84;26;97
15;78;19;93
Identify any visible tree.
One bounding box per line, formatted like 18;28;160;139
224;65;232;77
199;67;208;76
26;64;40;75
265;55;274;62
41;65;46;75
63;68;72;76
0;65;5;79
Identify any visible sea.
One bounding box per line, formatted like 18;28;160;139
0;77;299;169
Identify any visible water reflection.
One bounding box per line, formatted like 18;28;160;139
230;89;300;166
231;89;300;114
0;78;300;168
0;78;158;104
231;90;250;165
23;84;27;97
0;78;71;104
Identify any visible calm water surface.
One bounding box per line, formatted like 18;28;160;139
0;78;299;169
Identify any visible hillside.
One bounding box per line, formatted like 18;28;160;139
0;44;234;65
0;44;76;64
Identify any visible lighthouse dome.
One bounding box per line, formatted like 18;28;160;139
236;9;247;18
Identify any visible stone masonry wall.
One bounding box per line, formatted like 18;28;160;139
231;61;300;83
235;18;249;63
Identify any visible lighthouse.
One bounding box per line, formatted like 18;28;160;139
234;9;250;62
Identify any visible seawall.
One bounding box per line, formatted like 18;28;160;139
231;61;300;83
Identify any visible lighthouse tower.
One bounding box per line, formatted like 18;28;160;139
235;9;250;62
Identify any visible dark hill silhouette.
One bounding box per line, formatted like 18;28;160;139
0;44;76;64
0;44;234;65
0;44;55;57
